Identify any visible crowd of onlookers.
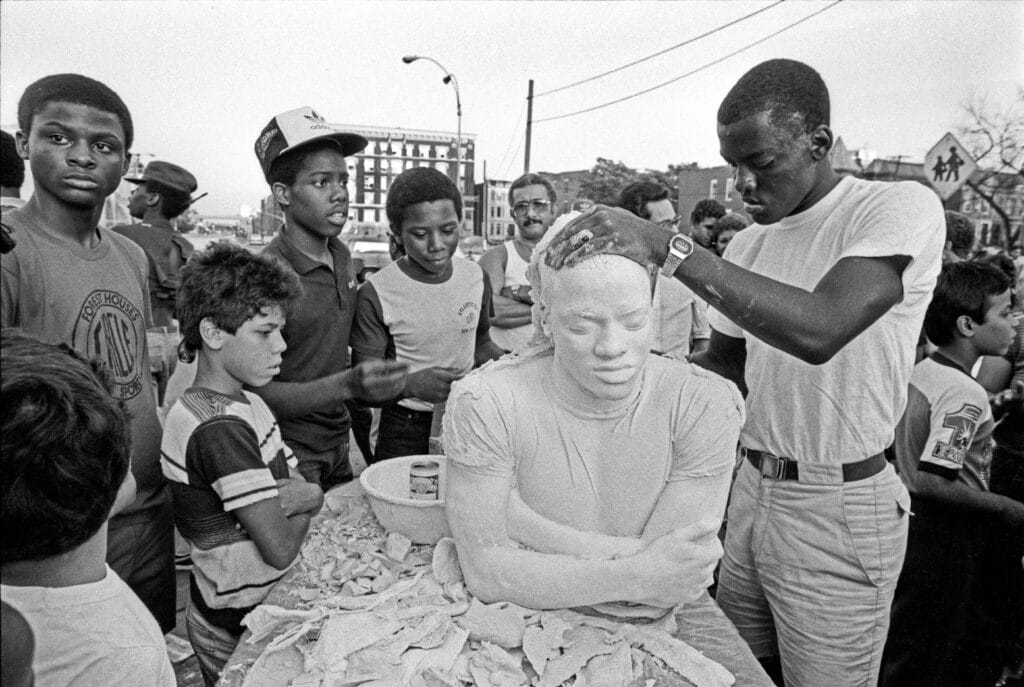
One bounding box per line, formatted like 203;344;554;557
1;60;1022;687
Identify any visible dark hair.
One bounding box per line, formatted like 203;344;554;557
617;180;670;220
1;330;131;562
710;214;748;243
509;173;557;205
386;167;462;231
145;181;192;220
267;139;343;188
690;199;726;225
0;131;25;189
973;252;1016;284
17;73;133;150
176;242;302;362
924;261;1011;346
944;211;975;258
717;59;830;135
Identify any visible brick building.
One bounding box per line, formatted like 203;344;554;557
474;178;514;244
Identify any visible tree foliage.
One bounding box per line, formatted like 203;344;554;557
956;89;1024;248
577;158;699;207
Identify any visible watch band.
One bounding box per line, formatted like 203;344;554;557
660;234;694;277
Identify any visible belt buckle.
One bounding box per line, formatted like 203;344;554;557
759;452;787;480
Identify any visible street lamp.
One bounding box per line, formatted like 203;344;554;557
402;55;462;197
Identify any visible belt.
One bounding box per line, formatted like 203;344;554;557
744;448;887;483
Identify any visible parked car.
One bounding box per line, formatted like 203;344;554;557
350;239;392;282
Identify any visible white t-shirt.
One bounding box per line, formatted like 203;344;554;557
445;353;743;536
353;257;487;412
490;240;535;352
1;565;175;687
652;275;710;360
708;176;944;464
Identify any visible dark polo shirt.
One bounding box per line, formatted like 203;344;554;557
259;229;358;452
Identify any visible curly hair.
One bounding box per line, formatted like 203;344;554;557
617;180;670;220
509;173;557;205
717;59;829;135
924;261;1011;346
1;330;131;562
386;167;462;231
18;73;133;150
176;242;302;362
689;198;726;226
709;214;748;243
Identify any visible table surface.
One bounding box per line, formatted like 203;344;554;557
217;481;772;687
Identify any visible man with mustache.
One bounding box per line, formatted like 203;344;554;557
545;58;946;686
478;173;558;352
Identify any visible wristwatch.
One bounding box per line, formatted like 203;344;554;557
660;233;695;277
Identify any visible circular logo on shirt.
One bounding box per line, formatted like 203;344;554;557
71;289;145;400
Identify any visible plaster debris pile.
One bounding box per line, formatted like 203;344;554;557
235;494;734;686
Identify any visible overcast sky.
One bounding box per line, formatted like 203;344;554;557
2;0;1021;216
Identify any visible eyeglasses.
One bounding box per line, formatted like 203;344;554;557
656;216;681;229
512;199;552;217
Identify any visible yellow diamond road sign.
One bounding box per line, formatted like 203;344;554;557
924;132;976;200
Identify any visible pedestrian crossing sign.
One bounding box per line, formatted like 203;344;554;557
924;132;976;200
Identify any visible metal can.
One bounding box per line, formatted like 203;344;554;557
409;460;440;501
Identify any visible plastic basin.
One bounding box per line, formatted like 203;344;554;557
358;455;451;545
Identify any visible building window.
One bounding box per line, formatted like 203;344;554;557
709;179;719;200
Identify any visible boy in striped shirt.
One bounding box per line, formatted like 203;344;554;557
160;242;323;686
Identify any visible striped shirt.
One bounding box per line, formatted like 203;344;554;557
161;388;297;628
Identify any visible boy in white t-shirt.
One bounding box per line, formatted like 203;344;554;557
351;167;504;461
0;331;174;687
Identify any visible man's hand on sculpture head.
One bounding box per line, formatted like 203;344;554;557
544;205;674;270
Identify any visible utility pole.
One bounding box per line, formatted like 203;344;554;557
891;154;908;180
524;79;534;174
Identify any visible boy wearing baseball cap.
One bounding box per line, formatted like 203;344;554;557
112;160;201;405
252;107;407;488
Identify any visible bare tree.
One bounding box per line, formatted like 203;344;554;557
957;89;1024;249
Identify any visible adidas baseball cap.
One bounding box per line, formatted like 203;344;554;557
254;106;368;183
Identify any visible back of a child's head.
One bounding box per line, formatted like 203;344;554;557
0;131;25;190
944;211;975;259
1;330;130;563
924;261;1011;346
176;242;302;362
17;73;133;150
386;167;462;231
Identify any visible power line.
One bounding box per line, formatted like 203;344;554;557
534;0;786;99
495;100;528;178
535;0;843;124
499;131;526;181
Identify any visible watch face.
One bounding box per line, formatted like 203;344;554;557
670;234;694;258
